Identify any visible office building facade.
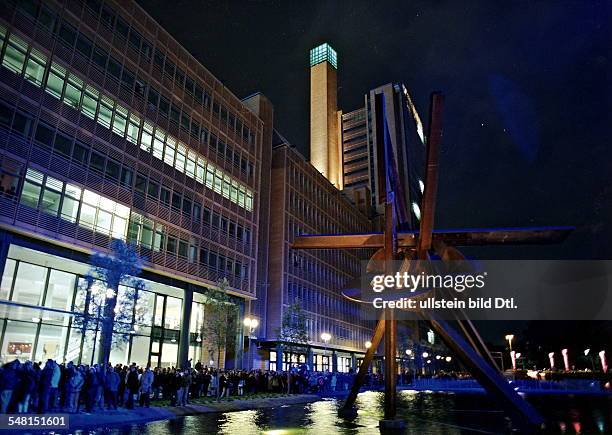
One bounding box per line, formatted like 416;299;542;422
0;0;266;368
264;132;373;372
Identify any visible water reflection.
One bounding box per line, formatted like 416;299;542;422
77;390;611;434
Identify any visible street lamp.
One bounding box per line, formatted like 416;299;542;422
405;349;412;356
422;352;429;358
321;333;332;372
243;316;259;369
365;341;372;349
505;334;515;351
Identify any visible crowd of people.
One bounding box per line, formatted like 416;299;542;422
0;358;361;414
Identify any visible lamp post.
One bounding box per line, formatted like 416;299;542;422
243;316;259;370
505;334;515;351
321;332;331;372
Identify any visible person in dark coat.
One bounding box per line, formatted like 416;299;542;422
38;360;55;414
125;365;139;409
15;361;36;413
84;366;100;413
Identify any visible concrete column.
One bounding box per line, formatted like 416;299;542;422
351;352;357;371
332;350;338;372
306;346;314;370
276;343;283;371
178;285;193;369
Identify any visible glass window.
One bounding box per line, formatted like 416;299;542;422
160;188;170;206
40;176;63;216
166;236;176;254
97;96;113;128
12;262;47;306
64;75;83;108
105;159;120;180
76;35;93;58
34;123;54;147
140;122;153;152
24;49;47;86
2;320;37;362
44;269;75;312
164;296;182;330
112;104;128;136
163;137;175;166
178;240;188;258
127;113;140;144
61;183;81;222
141;217;153;248
205;166;214;189
20;168;44;208
81;85;99;120
2;35;27;74
153;224;165;252
79;203;96;229
35;324;69;363
96;209;112;234
90;152;105;172
130;335;151;366
175;145;186;172
0;259;16;301
160;341;178;368
120;167;133;187
153;129;164;159
45;63;66;99
109;338;129;366
135;290;154;327
186;156;195;178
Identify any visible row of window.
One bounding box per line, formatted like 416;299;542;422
19;167;249;280
14;0;256;150
288;159;366;231
0;100;252;249
287;282;361;322
0;28;254;211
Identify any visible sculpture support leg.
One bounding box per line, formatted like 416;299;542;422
383;308;397;420
423;312;544;427
341;317;385;412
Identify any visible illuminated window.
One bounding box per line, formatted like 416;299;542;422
0;33;254;211
24;49;46;85
2;34;27;74
309;43;337;69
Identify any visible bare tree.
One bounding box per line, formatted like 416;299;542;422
74;239;147;365
278;298;309;353
204;278;239;370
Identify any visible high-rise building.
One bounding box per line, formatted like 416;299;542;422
265;131;373;372
0;0;267;368
340;83;425;227
309;43;342;189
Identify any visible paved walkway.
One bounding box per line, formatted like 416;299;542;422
68;394;320;429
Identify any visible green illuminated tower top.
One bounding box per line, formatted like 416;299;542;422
310;43;338;69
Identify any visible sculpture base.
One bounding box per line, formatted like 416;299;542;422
379;418;406;432
338;406;358;419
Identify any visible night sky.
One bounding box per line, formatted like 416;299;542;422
138;1;610;346
138;0;609;259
